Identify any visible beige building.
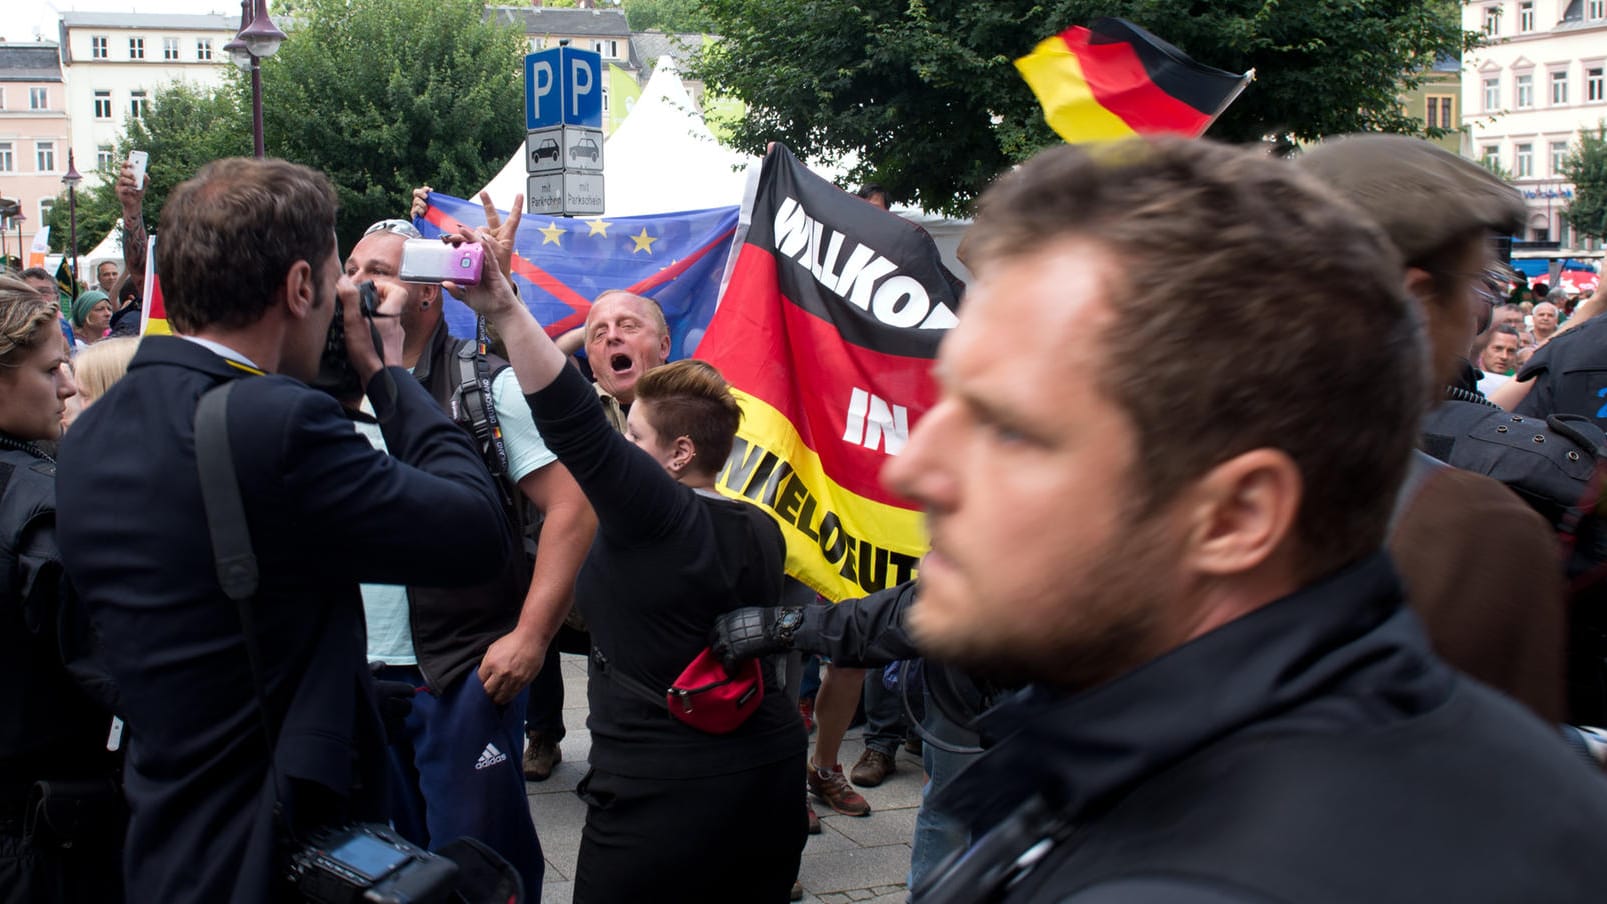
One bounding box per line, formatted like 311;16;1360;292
1462;0;1607;249
57;12;238;188
0;42;69;263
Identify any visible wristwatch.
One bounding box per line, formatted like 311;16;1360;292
773;607;804;644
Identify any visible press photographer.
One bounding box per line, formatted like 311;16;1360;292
55;157;515;904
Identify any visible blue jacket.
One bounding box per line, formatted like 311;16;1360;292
56;336;512;904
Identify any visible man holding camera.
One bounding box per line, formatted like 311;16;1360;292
56;157;514;904
343;209;595;896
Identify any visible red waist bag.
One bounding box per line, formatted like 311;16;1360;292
594;645;765;735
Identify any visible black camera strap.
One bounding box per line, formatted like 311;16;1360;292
194;381;281;756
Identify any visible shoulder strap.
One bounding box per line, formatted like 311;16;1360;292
193;381;277;752
452;319;511;482
590;645;668;707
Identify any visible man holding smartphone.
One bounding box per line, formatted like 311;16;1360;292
342;209;595;897
55;157;514;904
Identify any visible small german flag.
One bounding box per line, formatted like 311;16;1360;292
1015;18;1252;143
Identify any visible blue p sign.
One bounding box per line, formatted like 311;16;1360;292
561;47;602;128
525;49;561;130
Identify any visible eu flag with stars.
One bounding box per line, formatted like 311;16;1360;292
415;193;739;361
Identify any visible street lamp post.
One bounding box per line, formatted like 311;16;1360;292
62;151;83;293
225;0;286;158
13;213;25;273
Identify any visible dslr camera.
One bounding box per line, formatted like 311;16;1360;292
311;280;384;400
287;822;457;904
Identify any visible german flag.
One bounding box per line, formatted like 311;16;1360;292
1015;18;1251;143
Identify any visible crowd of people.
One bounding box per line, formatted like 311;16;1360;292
6;130;1607;904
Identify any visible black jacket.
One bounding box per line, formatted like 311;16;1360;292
56;336;512;904
0;445;116;785
796;579;921;668
915;555;1607;903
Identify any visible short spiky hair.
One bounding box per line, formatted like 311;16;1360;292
635;359;743;477
963;137;1426;581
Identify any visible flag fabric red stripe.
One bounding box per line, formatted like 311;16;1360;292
710;243;939;507
1058;25;1214;135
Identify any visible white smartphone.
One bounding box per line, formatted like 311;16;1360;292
127;151;149;189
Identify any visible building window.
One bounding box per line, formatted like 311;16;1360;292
1592;0;1606;19
38;199;52;226
1516;142;1534;177
36;141;55;173
592;39;618;58
1589;67;1605;102
1551;141;1570;175
1551;70;1569;104
1427;96;1456;129
129;37;144;59
163;37;180;60
1520;0;1534;30
0;142;12;172
197;38;213;60
1516;72;1534;107
0;88;6;110
94;90;112;119
97;145;116;173
130;90;149;120
1484;77;1501;111
1533;224;1550;242
29;87;47;110
1484;5;1502;35
91;35;108;59
1481;145;1500;169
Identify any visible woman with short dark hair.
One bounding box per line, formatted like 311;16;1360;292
446;229;806;904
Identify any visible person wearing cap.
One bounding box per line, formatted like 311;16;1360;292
1297;133;1568;723
68;290;112;348
342;211;595;898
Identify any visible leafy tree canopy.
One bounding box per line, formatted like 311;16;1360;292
51;0;526;256
693;0;1471;216
262;0;526;249
1563;123;1607;242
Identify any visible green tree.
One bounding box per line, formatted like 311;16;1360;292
46;81;250;254
692;0;1472;216
261;0;526;249
1562;123;1607;242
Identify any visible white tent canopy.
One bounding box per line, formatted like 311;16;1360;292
83;220;126;278
479;56;756;218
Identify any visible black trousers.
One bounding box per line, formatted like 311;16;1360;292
573;754;807;904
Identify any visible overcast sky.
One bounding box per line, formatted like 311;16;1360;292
5;1;244;43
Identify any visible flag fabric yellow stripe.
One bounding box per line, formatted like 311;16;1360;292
715;389;927;602
1015;35;1139;142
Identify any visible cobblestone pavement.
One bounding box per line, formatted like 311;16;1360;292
529;653;923;904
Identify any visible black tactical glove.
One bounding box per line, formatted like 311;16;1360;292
710;606;803;672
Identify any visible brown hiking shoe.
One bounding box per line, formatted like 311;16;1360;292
807;761;871;816
523;733;561;782
850;748;897;787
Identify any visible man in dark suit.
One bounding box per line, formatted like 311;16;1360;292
55;157;513;904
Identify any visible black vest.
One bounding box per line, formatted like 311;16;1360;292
401;324;531;693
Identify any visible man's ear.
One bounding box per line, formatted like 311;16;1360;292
282;260;315;319
1403;266;1439;307
420;282;441;310
657;330;671;365
1177;448;1302;578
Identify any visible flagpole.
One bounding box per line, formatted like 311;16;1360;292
1203;69;1256;135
